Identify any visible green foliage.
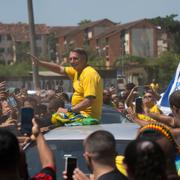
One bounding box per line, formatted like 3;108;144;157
171;31;180;53
150;14;180;54
47;33;58;60
114;55;147;67
114;51;179;89
0;62;32;76
83;45;105;68
155;51;179;86
78;19;92;26
16;42;30;63
150;14;179;31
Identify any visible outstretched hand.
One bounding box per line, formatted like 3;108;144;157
27;53;39;65
31;118;40;140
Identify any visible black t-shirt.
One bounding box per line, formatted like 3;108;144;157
98;169;127;180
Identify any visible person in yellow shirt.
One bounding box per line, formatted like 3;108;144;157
29;48;103;125
137;91;162;122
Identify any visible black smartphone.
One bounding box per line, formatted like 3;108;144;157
64;156;77;180
135;97;143;114
7;96;17;108
20;107;34;135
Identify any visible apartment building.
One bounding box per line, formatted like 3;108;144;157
0;19;168;71
53;19;168;69
0;23;49;64
49;26;77;62
57;19;116;60
94;19;168;67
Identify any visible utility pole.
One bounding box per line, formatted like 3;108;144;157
27;0;40;90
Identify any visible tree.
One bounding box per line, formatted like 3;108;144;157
114;52;180;90
155;51;179;88
150;14;180;54
83;45;105;68
16;41;30;63
78;19;92;26
47;33;58;61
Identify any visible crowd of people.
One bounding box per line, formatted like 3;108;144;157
0;48;180;179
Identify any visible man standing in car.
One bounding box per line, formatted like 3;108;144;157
29;48;103;123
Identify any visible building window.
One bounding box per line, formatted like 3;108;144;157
36;35;41;41
0;48;5;53
88;31;93;39
7;34;12;41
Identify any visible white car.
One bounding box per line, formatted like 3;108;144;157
25;105;139;179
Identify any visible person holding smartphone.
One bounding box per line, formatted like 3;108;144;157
137;91;162;121
0;118;56;180
125;86;162;125
63;130;127;180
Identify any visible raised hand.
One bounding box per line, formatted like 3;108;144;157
27;53;40;65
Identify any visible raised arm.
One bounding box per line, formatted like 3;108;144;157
31;118;55;169
145;112;175;127
125;86;138;108
28;53;65;74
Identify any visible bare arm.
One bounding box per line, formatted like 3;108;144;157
129;115;151;127
72;97;94;113
28;53;65;74
145;113;174;127
126;107;150;127
58;97;94;114
125;87;137;108
170;128;180;139
31;118;55;168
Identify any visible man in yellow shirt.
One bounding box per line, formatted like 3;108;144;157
29;48;103;123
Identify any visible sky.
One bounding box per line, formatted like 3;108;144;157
0;0;180;26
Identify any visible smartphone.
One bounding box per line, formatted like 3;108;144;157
20;107;34;135
135;97;143;114
64;156;77;180
7;96;17;108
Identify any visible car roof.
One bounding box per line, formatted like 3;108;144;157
44;123;139;141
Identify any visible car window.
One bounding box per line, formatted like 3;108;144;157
101;105;130;124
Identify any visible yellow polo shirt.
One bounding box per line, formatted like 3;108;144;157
65;66;103;119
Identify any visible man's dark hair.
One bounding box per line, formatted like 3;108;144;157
72;48;88;61
84;130;117;166
169;90;180;108
124;139;167;180
0;129;20;171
